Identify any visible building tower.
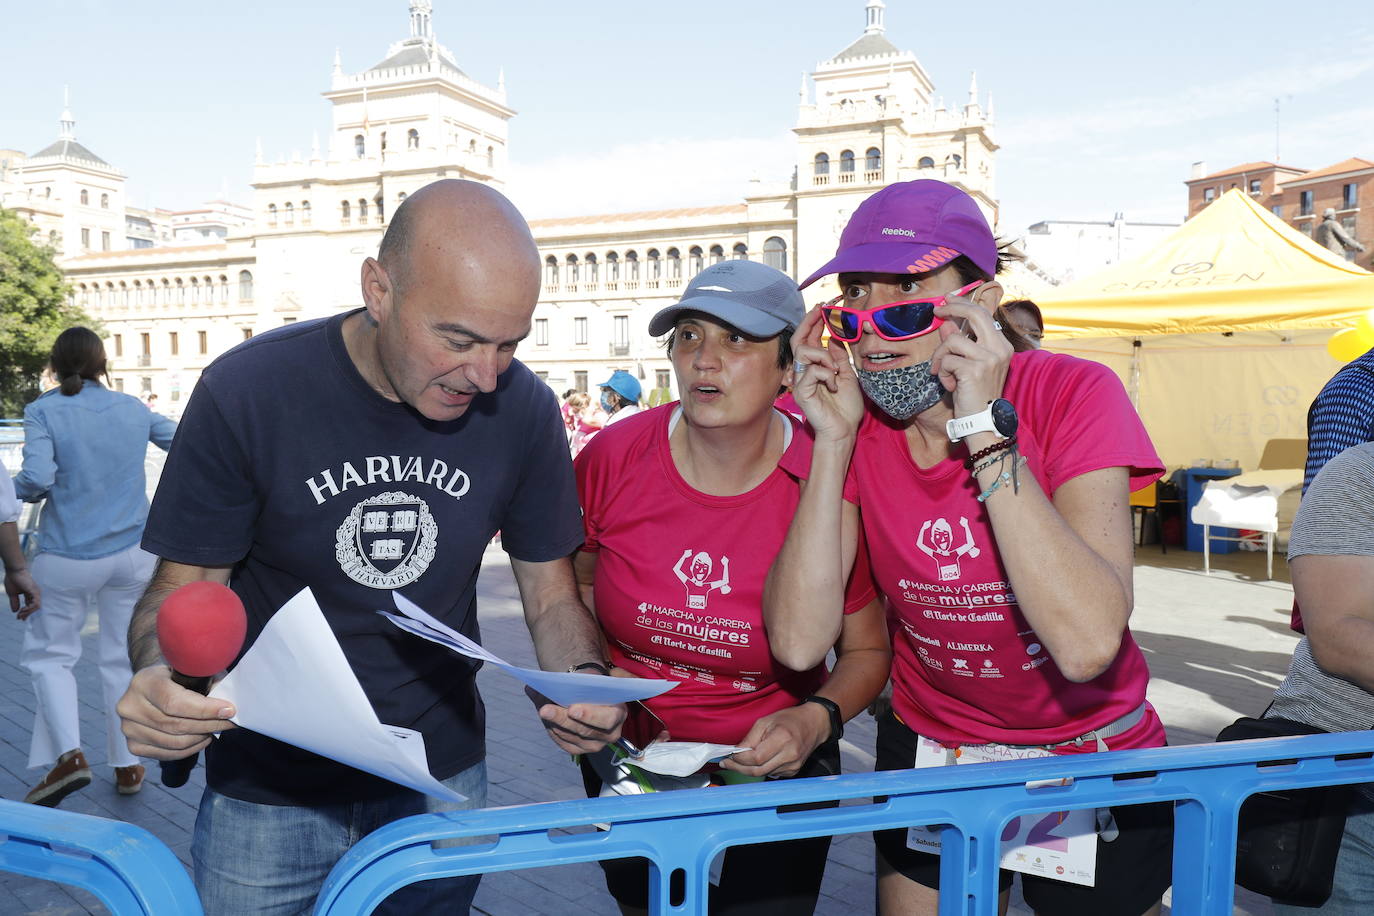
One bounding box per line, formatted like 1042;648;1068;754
792;1;998;277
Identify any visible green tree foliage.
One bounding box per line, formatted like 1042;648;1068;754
0;207;90;416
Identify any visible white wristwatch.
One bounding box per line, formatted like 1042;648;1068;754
946;398;1018;442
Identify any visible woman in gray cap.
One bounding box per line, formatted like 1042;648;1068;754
572;259;889;915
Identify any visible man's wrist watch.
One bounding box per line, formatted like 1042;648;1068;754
947;398;1018;442
802;695;843;742
567;661;610;676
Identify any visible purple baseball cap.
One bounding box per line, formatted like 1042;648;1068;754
800;180;998;290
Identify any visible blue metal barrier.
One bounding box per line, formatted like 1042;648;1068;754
317;731;1374;916
0;797;200;914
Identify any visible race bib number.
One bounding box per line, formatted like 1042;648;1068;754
906;736;1098;886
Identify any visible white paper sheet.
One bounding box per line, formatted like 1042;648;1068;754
381;592;677;707
211;588;467;802
627;741;749;778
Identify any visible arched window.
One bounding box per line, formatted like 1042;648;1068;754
763;237;788;272
733;243;748;260
566;253;579;284
44;186;51;199
375;196;384;224
354;134;365;158
80;189;89;205
380;131;387;153
358;199;368;222
120;281;130;307
606;251;620;281
814;153;830;176
647;249;661;280
407;129;419;150
397;191;407;205
341;200;351;225
918;156;935;169
100;192;109;209
160;278;170;305
219;275;229;302
625;250;640;281
174;277;184;301
947;154;962;171
48;230;58;246
487;146;494;168
301;201;311;226
709;244;724;265
544;255;559;286
866;147;882;172
469;139;477;154
267;203;277;226
585;253;598;285
666;247;681;280
840;150;855;173
284;202;295;226
238;270;254;300
689;246;704;275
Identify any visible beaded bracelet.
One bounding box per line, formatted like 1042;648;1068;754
964;435;1017;470
976;455;1026;503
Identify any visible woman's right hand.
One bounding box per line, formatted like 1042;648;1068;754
790;305;864;444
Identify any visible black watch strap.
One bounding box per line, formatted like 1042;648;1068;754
568;661;610;676
802;695;843;742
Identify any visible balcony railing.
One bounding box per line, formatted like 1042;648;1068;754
137;355;152;368
609;343;630;356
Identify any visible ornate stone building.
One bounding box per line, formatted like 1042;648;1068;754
7;0;997;407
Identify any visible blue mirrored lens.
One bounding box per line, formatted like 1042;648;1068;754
824;309;861;339
873;302;936;338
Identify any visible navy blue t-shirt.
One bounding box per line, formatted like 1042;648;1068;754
143;310;583;805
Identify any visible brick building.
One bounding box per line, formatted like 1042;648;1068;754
1185;158;1374;262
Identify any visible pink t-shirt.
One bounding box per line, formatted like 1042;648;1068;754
577;403;876;747
783;350;1165;751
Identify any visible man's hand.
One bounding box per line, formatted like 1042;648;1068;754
718;702;830;779
525;686;626;754
5;568;40;619
117;665;237;760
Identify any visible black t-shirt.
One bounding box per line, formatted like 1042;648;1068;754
143;310;583;805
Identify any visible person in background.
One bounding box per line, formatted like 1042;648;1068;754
567;391;604;458
575;260;889;914
768;179;1171;916
1291;344;1374;632
598;370;642;426
560;388;579;436
1001;299;1044;348
13;327;176;807
1315;208;1366;261
2;471;40;618
1267;440;1374;914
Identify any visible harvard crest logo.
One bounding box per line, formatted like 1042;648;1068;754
335;490;438;589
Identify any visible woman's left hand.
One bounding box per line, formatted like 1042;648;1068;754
717;702;830;779
929;293;1013;419
4;568;40;620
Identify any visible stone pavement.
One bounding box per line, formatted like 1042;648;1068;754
0;541;1297;915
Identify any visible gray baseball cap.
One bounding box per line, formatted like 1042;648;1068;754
648;260;805;338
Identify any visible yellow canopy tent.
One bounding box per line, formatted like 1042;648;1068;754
1034;189;1374;468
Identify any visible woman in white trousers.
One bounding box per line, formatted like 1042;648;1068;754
12;328;176;807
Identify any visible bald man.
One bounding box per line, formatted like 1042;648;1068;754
117;181;624;914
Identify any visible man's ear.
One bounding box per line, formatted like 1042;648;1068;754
972;279;1004;314
360;257;393;323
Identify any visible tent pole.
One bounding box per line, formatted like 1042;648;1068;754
1130;338;1142;408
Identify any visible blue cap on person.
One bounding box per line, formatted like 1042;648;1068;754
647;260;805;338
597;369;641;404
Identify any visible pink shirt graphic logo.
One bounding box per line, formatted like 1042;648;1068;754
674;549;732;609
917;516;980;581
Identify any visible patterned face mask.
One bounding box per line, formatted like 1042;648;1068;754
854;359;945;421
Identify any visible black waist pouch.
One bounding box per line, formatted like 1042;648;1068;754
1216;716;1356;908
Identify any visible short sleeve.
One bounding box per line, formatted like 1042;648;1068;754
142;376;261;565
0;473;19;524
1026;355;1163;495
573;433;608;553
1289;444;1374;560
496;385;585;563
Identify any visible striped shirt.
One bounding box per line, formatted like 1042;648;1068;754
1304;349;1374;493
1271;442;1374;740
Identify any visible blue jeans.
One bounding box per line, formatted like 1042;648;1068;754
192;761;488;916
1273;793;1374;915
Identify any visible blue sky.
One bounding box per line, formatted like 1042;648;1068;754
4;1;1373;235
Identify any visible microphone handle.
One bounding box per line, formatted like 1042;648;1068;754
160;670;212;789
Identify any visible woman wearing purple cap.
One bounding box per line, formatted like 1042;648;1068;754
573;259;889;915
764;180;1171;915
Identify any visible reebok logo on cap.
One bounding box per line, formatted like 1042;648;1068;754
881;227;916;238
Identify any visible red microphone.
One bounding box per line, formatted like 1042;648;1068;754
155;581;247;788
